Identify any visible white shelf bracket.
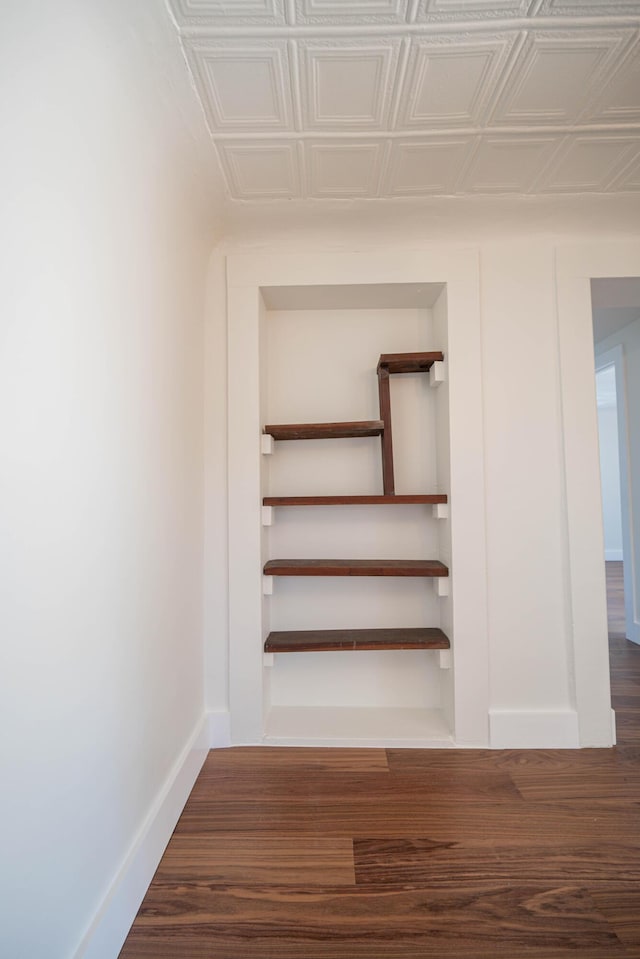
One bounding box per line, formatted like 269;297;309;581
263;652;275;668
435;577;450;597
439;649;452;670
262;575;274;596
429;361;446;388
262;505;274;526
432;503;448;520
261;434;274;455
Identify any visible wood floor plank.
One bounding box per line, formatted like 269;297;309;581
184;769;523;804
614;711;640;744
387;745;640;772
153;836;355;886
509;767;640;801
607;562;626;634
588;886;640;947
611;696;640;710
195;746;389;774
173;797;640;843
353;838;640;884
119;882;624;958
611;663;640;681
120;933;624;959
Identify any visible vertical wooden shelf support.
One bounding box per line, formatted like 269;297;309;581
376;352;444;497
377;366;395;495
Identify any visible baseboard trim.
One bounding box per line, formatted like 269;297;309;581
605;549;623;561
73;714;209;959
208;709;232;748
489;708;580;748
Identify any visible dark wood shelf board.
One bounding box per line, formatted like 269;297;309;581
263;494;447;506
377;351;444;375
378;363;395;495
264;559;449;577
265;627;450;653
264;420;384;441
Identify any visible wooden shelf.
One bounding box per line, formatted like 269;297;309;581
264;420;383;441
263;559;449;577
377;351;444;375
263;494;447;506
265;627;450;653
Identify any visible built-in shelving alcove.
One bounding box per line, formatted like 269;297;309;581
227;251;489;749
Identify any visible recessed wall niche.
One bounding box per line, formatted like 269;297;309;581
259;282;453;745
226;251;489;748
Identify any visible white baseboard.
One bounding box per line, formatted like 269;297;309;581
489;708;580;748
208;709;232;748
73;714;209;959
605;549;623;561
627;620;640;646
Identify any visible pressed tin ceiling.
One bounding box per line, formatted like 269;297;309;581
167;0;640;201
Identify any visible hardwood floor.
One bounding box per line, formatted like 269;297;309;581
119;562;640;959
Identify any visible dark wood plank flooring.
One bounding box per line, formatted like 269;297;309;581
120;561;640;959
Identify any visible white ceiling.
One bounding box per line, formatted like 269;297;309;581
167;0;640;202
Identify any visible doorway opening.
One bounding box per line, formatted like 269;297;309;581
591;277;640;746
595;361;625;638
591;276;639;649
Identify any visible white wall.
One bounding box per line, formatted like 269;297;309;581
481;244;572;718
0;2;220;957
203;255;230;722
596;316;640;642
210;233;638;748
596;371;624;561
